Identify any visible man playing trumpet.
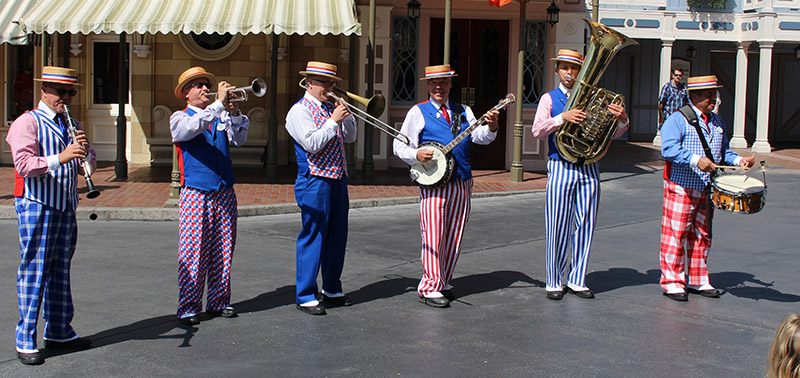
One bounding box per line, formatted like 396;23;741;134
6;66;96;365
170;66;249;325
286;61;357;315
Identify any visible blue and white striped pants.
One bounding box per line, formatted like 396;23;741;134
14;198;79;352
544;159;600;290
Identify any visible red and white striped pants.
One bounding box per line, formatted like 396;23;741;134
417;178;473;296
659;179;713;293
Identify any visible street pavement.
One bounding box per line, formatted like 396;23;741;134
0;155;797;377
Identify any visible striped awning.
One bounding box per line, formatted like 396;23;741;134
0;0;37;44
14;0;360;37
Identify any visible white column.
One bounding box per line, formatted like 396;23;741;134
752;40;773;153
653;39;674;147
730;41;750;149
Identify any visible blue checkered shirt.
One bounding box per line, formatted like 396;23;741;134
661;105;740;191
659;81;689;123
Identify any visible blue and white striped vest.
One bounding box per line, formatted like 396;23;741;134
18;109;79;211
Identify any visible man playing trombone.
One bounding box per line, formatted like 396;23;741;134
6;66;96;365
170;66;249;325
286;61;357;315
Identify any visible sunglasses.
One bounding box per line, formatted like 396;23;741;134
185;81;212;91
673;73;683;77
311;78;337;87
45;85;77;97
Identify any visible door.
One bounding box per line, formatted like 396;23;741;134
430;18;509;169
87;37;130;161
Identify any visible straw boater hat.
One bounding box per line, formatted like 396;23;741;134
686;75;723;91
174;67;216;100
34;66;83;86
420;64;457;80
550;49;584;67
299;61;342;81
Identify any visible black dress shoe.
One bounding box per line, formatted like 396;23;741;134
44;337;92;350
321;294;353;307
441;289;456;301
566;287;595;299
546;290;564;300
208;307;238;318
687;288;721;298
17;351;43;365
296;304;327;315
663;292;689;302
418;295;450;308
179;315;201;325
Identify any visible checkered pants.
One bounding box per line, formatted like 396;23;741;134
659;179;713;293
417;178;472;296
178;186;237;317
14;198;79;352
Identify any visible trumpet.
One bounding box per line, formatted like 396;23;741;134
209;78;267;103
299;77;410;145
63;105;100;199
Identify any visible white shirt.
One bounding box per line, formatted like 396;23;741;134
285;92;357;154
393;97;497;166
170;100;249;146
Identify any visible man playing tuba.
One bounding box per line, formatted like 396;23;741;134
531;49;629;300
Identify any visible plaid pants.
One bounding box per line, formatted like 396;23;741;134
178;186;238;317
417;178;473;296
659;179;713;293
14;198;79;352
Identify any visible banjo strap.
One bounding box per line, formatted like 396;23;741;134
449;101;464;138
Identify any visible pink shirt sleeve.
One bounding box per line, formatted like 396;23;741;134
531;93;560;140
6;113;50;178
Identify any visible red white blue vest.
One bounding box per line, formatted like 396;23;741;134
14;109;79;211
293;98;346;179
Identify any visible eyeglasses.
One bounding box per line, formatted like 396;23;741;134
185;81;212;91
311;78;336;87
673;73;683;77
44;85;77;97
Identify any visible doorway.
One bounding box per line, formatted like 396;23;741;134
430;18;509;170
87;36;130;161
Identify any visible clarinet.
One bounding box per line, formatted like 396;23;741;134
63;105;100;199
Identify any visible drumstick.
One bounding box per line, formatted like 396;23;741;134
715;165;748;170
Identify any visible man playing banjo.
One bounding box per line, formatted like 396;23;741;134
393;64;499;308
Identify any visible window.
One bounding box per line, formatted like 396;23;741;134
391;16;418;105
178;32;242;61
523;21;547;106
6;44;35;121
93;42;129;104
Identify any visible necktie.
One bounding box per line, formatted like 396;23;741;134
700;113;709;132
440;104;451;125
54;114;68;137
323;101;335;115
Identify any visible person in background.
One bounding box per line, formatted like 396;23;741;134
767;314;800;378
658;67;689;129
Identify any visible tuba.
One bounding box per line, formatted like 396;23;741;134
554;19;638;165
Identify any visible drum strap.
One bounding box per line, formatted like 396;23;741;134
678;105;716;163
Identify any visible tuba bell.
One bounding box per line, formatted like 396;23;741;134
554;19;638;165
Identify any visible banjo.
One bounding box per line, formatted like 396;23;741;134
409;93;516;189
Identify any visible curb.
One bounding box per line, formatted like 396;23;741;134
0;189;541;222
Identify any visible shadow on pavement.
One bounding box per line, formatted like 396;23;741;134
83;314;199;351
712;271;800;302
450;270;542;299
585;268;661;294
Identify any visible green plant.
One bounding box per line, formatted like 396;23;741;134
687;0;726;9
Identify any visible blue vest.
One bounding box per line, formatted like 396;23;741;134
547;88;568;161
177;107;235;191
418;100;472;181
18;109;79;211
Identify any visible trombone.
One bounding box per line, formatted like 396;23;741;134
299;78;410;145
209;78;267;102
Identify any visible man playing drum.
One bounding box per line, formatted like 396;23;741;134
659;75;754;301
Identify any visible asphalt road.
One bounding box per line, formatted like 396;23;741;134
0;166;797;377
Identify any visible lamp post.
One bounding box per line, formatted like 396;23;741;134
407;0;420;19
546;1;560;28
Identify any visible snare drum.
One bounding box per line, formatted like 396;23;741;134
710;174;766;214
